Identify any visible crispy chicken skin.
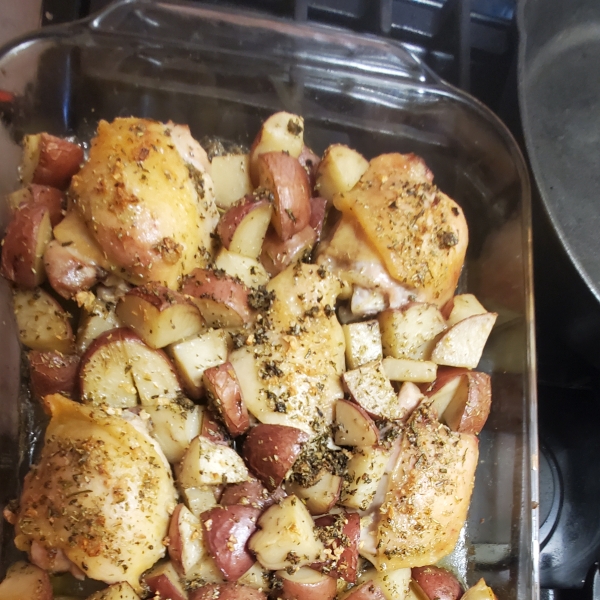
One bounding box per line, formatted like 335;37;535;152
375;405;478;569
70;118;219;288
14;394;177;590
319;153;468;308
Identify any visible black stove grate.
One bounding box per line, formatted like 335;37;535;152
41;0;517;111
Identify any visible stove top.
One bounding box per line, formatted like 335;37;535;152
36;0;600;596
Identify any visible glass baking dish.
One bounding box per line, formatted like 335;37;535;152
0;1;537;598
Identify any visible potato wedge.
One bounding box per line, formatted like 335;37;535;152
181;268;254;328
6;184;64;225
217;199;273;260
211;153;253;209
13;288;74;353
203;362;250;437
275;567;337;600
20;133;83;189
431;313;497;369
342;319;383;369
260;224;317;277
1;203;52;288
0;561;53;600
28;350;79;402
243;424;309;490
315;143;369;204
334;398;379;446
116;282;205;349
249;111;304;185
248;494;324;571
257;152;311;241
168;328;228;399
79;327;181;407
178;435;249;488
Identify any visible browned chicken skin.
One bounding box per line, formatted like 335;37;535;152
70;118;219;288
318;153;468;310
13;394;177;590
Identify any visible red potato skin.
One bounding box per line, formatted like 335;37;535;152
28;351;80;402
167;503;186;571
242;424;309;490
345;581;387;600
260;225;317;277
203;362;250;437
298;145;321;192
220;480;270;508
190;584;267;600
309;196;327;240
44;240;101;298
220;480;286;510
201;409;231;445
420;367;469;397
313;512;360;583
201;505;261;581
180;268;253;326
1;203;51;289
32;133;84;189
125;281;195;309
277;573;337;600
146;573;188;600
217;198;270;249
20;184;64;226
257;152;311;241
78;327;180;397
411;566;464;600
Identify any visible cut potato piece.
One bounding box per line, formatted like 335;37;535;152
379;303;447;360
168;328;228;399
145;402;202;463
340;445;390;511
1;203;52;289
286;470;342;515
13;288;74;353
6;184;64;225
342;360;400;421
211;154;253;209
76;300;122;353
0;561;53;600
145;561;188;600
178;435;249;488
411;565;463;600
249;111;304;185
258;152;311;241
445;293;487;326
79;328;181;408
181;267;254;328
203;362;250;437
248;494;324;570
461;579;497;600
359;567;411;600
431;313;497;369
182;486;219;518
52;209;111;270
275;566;337;600
430;370;492;435
334;399;379;447
116;282;205;349
214;248;270;288
396;381;425;422
243;424;309;490
20;132;83;189
218;199;273;260
316;144;369;204
168;503;207;577
28;350;79;402
260;225;317;277
382;357;437;383
342;319;383;369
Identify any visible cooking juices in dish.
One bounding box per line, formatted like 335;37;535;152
0;112;498;600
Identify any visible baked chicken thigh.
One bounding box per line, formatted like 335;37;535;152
13;394;177;590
